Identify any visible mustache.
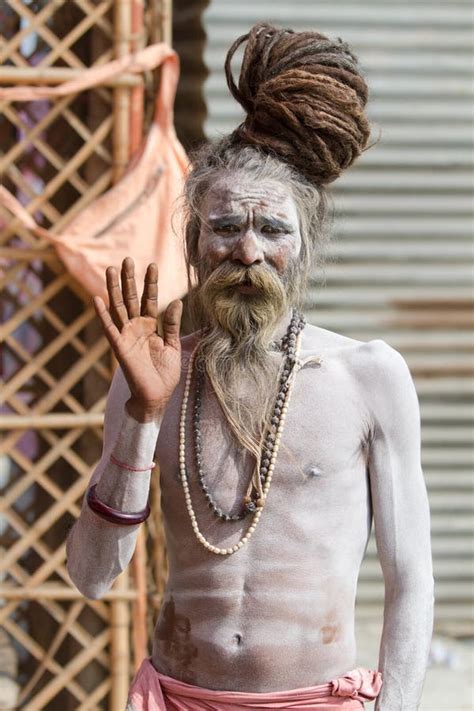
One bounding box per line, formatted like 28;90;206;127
190;258;292;338
200;261;283;293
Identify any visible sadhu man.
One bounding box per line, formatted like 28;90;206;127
66;23;434;711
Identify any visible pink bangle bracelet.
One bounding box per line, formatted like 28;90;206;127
110;453;156;472
86;484;150;525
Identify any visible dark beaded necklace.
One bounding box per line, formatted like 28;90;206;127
192;309;306;522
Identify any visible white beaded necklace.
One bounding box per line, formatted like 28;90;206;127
178;331;305;555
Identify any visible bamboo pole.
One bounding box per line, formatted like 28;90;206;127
151;467;168;597
112;0;132;182
132;529;148;671
109;573;131;708
0;66;142;86
0;247;59;261
127;0;149;674
0;413;104;429
0;584;133;604
109;4;133;706
129;0;145;155
158;0;172;46
146;0;173;629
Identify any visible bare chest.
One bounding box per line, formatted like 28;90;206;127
155;353;372;553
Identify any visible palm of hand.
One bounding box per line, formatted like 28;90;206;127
117;316;181;404
93;257;184;410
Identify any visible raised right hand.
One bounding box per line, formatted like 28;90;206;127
93;257;183;417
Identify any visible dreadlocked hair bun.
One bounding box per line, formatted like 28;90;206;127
224;22;373;185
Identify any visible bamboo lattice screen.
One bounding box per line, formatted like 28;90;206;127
0;2;171;708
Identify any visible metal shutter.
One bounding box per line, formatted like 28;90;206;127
202;1;474;635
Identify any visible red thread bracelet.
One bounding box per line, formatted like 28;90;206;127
86;484;150;525
110;453;155;472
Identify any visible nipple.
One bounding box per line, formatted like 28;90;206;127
306;465;323;479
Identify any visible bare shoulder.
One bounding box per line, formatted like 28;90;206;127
300;322;365;353
301;324;413;398
352;336;412;384
300;323;395;361
346;335;418;427
302;323;406;365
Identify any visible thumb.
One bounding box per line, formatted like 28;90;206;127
162;299;183;349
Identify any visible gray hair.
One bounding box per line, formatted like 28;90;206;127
178;137;335;309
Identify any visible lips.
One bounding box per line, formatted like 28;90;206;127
236;273;262;294
237;283;258;294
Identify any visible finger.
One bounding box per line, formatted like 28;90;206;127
140;262;158;320
93;296;121;349
163;299;183;350
121;257;140;319
106;266;129;329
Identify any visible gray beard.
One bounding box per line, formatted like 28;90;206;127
189;259;303;460
197;322;283;466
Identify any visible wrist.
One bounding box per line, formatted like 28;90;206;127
125;397;166;423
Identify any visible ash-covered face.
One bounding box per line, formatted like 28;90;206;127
197;174;302;292
190;173;304;459
193;174;303;344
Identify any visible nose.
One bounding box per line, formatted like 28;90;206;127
231;229;264;267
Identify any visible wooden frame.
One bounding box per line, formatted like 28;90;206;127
0;1;171;707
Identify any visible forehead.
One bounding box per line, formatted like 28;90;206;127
203;174;298;221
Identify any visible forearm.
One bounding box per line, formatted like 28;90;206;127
375;573;435;711
66;406;162;599
94;400;162;511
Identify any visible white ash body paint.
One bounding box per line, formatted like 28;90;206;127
66;178;434;709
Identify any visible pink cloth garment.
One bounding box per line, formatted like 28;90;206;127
125;658;383;711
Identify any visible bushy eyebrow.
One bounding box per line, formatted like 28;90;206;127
208;215;242;229
256;216;294;232
208;214;294;232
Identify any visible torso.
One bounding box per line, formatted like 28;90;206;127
152;324;376;692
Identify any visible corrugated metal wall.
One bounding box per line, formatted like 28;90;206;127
202;1;474;634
